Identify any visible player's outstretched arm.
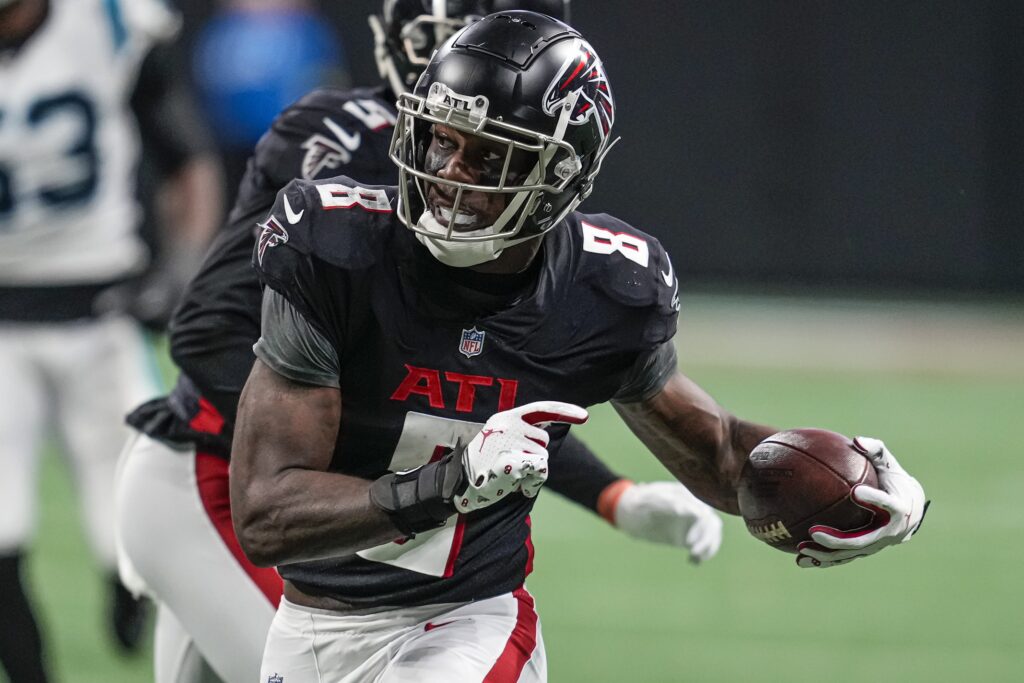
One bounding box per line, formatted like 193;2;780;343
616;370;928;566
231;360;401;567
613;369;777;515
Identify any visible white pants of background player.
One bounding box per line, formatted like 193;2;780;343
115;432;281;683
263;589;546;683
0;317;158;567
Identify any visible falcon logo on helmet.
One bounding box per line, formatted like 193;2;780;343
256;216;289;265
542;39;614;140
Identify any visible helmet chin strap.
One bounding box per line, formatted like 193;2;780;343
414;210;506;268
414;209;547;269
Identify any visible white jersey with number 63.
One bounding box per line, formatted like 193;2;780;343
0;0;178;285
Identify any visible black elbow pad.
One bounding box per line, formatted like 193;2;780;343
368;443;468;537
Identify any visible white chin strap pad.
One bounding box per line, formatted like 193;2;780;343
414;210;505;268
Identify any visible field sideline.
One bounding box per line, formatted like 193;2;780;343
23;294;1024;683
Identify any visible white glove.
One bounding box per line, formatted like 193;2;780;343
456;401;589;513
613;482;723;564
797;436;928;568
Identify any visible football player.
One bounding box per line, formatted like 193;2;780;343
233;11;928;682
115;2;721;683
0;0;222;679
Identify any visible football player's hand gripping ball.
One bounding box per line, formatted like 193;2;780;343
796;437;928;568
614;482;723;564
456;401;589;513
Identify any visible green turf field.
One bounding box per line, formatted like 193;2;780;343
21;301;1024;683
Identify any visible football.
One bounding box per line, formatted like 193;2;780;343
737;429;879;553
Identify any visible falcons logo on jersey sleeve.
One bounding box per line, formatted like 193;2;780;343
301;134;351;180
542;39;615;140
300;116;365;180
256;216;289;265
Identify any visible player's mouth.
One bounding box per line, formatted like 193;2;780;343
427;187;481;231
433;203;478;229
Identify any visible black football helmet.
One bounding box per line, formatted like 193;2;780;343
390;10;617;263
369;0;570;96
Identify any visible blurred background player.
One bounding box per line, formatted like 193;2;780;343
115;2;722;682
0;0;223;680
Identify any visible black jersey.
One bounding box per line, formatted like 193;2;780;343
127;85;626;510
253;176;678;607
127;86;399;454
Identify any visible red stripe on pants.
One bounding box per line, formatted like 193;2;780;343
483;588;538;682
194;452;283;607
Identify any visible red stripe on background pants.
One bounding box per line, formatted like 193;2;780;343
115;433;281;683
194;452;282;607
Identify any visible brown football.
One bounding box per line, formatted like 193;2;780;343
737;429;879;553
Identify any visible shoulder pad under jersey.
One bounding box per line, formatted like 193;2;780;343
253;176;400;297
566;212;681;346
251;86;399;191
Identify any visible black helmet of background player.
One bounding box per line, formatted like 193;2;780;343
390;10;616;267
368;0;570;96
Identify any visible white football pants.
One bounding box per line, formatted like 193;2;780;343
0;316;159;565
262;589;547;683
115;432;281;683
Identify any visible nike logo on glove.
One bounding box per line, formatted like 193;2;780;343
283;194;304;224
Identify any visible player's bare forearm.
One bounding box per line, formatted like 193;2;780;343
613;370;776;514
230;360;400;567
